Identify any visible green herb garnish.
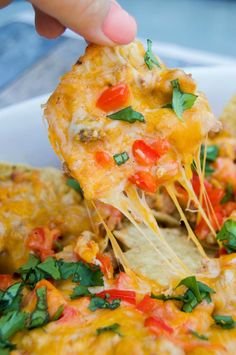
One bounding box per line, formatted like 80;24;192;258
221;184;234;204
151;293;184;302
28;286;49;329
164;79;197;121
107;106;145;123
0;311;27;340
67;178;84;198
144;39;161;70
18;254;45;289
200;144;219;176
216;219;236;254
70;285;91;299
190;329;208;341
152;276;215;313
18;256;104;289
0;338;16;354
0;282;23;314
51;305;64;321
89;296;121;312
96;323;121;336
213;315;235;329
37;257;61;280
113;152;129;166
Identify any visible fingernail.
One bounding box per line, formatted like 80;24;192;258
102;2;137;45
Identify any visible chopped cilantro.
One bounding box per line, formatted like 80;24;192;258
190;329;208;341
0;311;27;340
18;254;45;289
151;293;184;302
51;305;64;321
107;106;145;123
67;178;84;198
221;184;234;204
37;257;61;280
28;286;49;329
113;152;129;166
177;276;202;303
96;323;121;336
0;338;16;354
144;39;161;70
152;276;215;313
18;256;104;289
216;219;236;254
200;144;219;176
213;315;235;329
89;297;121;312
164;79;197;121
0;282;23;314
70;285;91;299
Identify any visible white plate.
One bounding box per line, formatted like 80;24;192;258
0;66;236;167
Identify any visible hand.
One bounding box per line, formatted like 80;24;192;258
0;0;137;45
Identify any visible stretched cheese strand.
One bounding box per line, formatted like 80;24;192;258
104;191;189;276
84;200;99;235
125;185;190;273
91;201;133;274
179;166;216;237
166;184;208;259
195;139;220;231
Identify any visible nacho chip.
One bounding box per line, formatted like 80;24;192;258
114;224;203;286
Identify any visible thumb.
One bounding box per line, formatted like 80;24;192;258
30;0;137;45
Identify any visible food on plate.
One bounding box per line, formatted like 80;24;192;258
1;41;236;354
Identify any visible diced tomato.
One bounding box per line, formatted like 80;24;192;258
195;207;224;240
0;275;15;290
151;138;170;156
96;254;114;279
96;84;129;112
56;305;79;324
222;201;236;216
194;219;211;240
27;227;60;261
115;272;135;290
95;151;112;167
132;140;159;166
96;289;136;305
136;295;158;314
129;171;157;193
217;247;228;257
144;316;174;335
191;175;224;207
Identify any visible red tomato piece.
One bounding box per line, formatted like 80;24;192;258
151;138;170;156
115;272;135;290
145;316;174;335
96;254;114;279
136;295;158;314
95;151;112;167
96;84;129;112
222;201;236;216
129;171;158;193
96;289;136;305
132;140;159;166
27;227;60;261
56;305;79;324
0;275;15;290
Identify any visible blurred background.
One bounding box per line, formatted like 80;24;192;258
0;0;236;108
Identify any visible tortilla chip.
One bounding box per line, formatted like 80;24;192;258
114;224;202;286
